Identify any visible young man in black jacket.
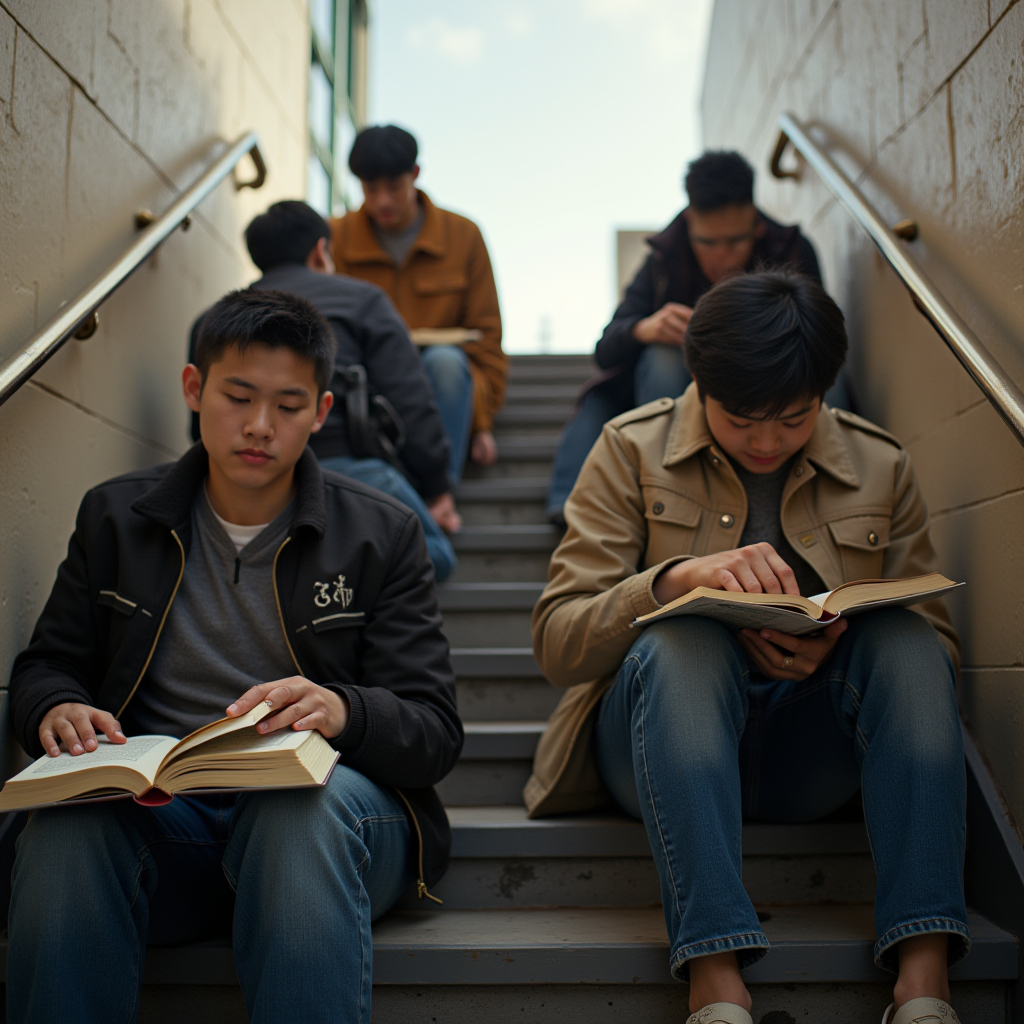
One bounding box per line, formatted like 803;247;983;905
546;150;849;523
190;201;462;580
8;290;462;1024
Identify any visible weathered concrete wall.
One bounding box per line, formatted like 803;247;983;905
702;1;1024;822
0;0;309;758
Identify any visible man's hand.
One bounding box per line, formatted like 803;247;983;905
632;302;694;345
428;492;462;533
39;702;126;758
736;619;849;681
227;676;349;739
470;430;498;467
652;543;800;605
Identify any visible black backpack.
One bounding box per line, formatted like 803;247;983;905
331;365;407;471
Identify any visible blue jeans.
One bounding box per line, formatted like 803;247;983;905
421;345;474;487
546;345;854;518
320;455;456;582
7;765;411;1024
546;344;692;518
594;608;968;979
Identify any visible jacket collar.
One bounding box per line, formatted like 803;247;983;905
340;189;445;264
132;444;328;537
663;385;860;487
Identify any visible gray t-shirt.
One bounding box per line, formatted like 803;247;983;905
372;203;425;267
121;490;298;738
731;456;826;598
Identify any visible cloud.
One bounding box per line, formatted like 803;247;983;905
575;0;710;66
502;10;533;36
406;18;484;64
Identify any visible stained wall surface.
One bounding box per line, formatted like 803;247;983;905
0;0;309;768
702;1;1024;822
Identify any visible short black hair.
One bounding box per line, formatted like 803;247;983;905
245;201;330;272
194;289;335;394
348;125;418;181
684;271;847;418
684;151;755;211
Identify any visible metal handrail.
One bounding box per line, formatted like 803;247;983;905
771;112;1024;447
0;131;267;408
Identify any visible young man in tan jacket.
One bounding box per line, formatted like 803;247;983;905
529;273;967;1024
329;125;506;533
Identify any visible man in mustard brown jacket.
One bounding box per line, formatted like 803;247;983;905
329;125;506;531
529;273;967;1024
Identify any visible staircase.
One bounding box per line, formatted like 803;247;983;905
8;355;1013;1023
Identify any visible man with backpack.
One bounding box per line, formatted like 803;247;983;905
191;201;459;580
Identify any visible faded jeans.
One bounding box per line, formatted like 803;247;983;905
421;344;475;488
7;765;411;1024
320;455;457;582
594;607;968;979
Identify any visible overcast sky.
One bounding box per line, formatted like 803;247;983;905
367;0;713;353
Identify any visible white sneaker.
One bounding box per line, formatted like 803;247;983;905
687;1004;754;1024
881;997;962;1023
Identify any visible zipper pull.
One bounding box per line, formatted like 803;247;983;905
416;879;443;905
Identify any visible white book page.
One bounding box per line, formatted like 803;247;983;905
9;735;178;784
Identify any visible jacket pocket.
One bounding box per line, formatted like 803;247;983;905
827;515;891;580
413;271;468;296
642;486;703;563
311;611;366;634
97;589;138;617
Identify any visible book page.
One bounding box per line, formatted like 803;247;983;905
160;702;274;768
820;574;959;615
7;735;177;785
636;594;834;635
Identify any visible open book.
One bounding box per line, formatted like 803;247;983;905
0;702;339;812
633;573;962;636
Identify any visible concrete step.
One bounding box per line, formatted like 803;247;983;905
456;478;549;503
77;907;1009;989
417;805;879;907
461;721;546;760
451;525;560;553
436;760;531;806
438;582;545;612
448;549;555;584
491;435;560;461
451;648;541;678
495;404;575;429
505;383;582;403
443;610;533;648
456;679;562;722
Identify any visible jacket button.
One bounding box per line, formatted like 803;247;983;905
795;466;804;477
711;455;721;466
868;531;879;545
720;514;735;528
652;501;665;516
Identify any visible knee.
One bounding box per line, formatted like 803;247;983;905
422;344;470;381
849;608;953;689
623;618;745;707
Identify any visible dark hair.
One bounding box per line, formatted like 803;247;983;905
245;201;330;272
194;290;335;394
684;151;755;211
348;124;418;180
684;271;847;418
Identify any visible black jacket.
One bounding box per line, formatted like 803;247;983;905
190;264;453;502
595;208;823;372
10;445;463;887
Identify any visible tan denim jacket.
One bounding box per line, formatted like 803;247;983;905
525;385;959;817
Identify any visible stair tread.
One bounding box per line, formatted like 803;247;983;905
457;478;549;501
446;805;873;857
452;525;561;552
439;581;545;611
51;908;1009;986
368;906;1015;984
451;649;542;678
461;720;546;760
